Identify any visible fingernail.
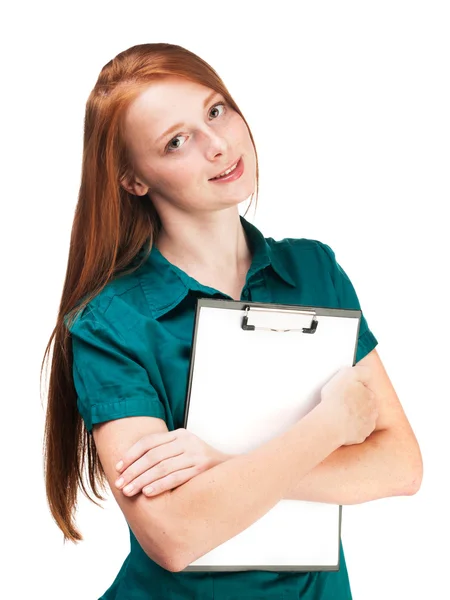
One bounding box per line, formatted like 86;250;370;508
116;461;123;471
144;487;154;495
115;477;124;488
123;484;134;494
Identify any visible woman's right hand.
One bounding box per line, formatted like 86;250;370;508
319;365;378;446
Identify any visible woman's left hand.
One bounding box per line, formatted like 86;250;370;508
114;428;230;497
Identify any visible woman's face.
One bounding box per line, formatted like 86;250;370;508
120;76;256;215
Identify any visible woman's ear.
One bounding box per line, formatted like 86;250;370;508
119;172;150;196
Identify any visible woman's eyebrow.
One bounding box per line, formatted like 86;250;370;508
154;90;220;145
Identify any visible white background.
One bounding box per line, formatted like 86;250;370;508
2;1;448;598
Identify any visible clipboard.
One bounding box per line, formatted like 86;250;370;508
182;298;362;572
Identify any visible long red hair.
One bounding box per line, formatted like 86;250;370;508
41;42;260;543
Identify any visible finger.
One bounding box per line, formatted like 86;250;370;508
121;454;194;497
143;465;200;497
115;439;183;490
115;431;177;472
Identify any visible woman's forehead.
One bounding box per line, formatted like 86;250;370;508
124;80;218;145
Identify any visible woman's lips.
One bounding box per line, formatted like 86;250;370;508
209;157;244;183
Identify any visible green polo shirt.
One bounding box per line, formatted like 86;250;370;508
68;215;378;599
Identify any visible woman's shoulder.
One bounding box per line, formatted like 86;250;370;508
66;269;151;334
264;233;338;271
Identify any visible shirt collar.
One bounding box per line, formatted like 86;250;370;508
136;215;296;318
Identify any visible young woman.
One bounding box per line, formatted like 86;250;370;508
42;42;422;599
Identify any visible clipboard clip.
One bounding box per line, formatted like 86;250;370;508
241;306;318;334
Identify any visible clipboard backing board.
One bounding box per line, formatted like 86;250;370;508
182;299;361;572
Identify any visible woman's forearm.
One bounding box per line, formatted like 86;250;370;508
220;429;416;505
163;402;342;571
282;428;416;504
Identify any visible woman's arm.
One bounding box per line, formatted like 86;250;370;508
94;401;342;573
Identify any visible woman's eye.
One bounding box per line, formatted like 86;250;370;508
209;102;226;120
165;102;227;153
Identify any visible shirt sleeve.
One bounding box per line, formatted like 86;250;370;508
318;242;378;363
69;311;166;433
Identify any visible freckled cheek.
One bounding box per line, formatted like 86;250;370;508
232;112;250;136
164;167;196;191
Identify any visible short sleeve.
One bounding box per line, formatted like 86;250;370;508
319;242;378;363
69;313;166;433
